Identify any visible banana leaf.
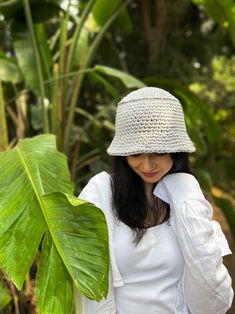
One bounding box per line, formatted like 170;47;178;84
93;0;132;33
11;21;39;94
10;20;53;98
0;134;109;313
94;64;146;88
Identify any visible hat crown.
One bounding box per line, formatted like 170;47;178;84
116;88;185;137
118;87;178;105
107;87;196;156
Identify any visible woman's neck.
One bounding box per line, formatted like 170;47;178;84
144;182;154;202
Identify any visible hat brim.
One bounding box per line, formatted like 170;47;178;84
107;131;196;156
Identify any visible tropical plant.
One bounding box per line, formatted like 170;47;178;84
0;272;11;311
0;0;143;158
1;0;235;312
0;134;109;314
0;2;145;310
192;0;235;47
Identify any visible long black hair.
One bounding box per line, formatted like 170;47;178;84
111;152;191;243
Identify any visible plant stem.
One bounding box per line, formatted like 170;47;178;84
51;64;60;146
0;81;9;151
86;0;133;68
66;0;95;74
63;0;132;155
4;273;20;314
63;64;86;155
58;15;69;129
3;69;94;108
22;0;49;133
51;15;68;149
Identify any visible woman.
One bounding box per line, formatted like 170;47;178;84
75;87;234;314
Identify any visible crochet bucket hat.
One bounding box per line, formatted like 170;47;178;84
107;87;196;156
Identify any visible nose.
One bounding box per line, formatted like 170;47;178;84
141;155;155;172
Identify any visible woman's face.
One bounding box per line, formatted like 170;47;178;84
126;153;173;185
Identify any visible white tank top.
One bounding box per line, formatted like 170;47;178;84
113;220;184;314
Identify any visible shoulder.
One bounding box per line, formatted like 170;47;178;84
85;171;112;188
78;171;114;221
161;173;200;191
154;173;203;203
79;171;112;202
89;171;111;182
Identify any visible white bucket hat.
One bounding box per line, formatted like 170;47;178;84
107;87;196;156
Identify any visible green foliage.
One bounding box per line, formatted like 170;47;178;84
189;55;235;192
0;0;145;189
0;0;235;310
0;135;109;313
93;0;132;33
144;77;223;154
0;0;62;21
213;196;235;239
11;21;39;93
0;273;11;310
192;0;235;47
94;64;145;88
0;0;136;154
194;169;213;192
0;52;22;84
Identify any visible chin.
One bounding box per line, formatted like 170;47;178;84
142;176;162;184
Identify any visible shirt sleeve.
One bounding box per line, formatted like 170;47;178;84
74;172;117;314
154;173;234;314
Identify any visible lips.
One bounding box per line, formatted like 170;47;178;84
142;172;159;177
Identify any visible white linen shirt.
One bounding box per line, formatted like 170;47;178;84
74;171;234;314
114;220;185;314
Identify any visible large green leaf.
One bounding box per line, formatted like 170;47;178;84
94;64;146;88
39;193;109;301
93;0;132;33
11;21;39;94
0;135;73;288
36;192;110;313
36;231;74;314
0;135;109;313
10;21;51;98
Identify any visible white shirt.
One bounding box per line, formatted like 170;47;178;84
75;171;234;314
114;221;184;314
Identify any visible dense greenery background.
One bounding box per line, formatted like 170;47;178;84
0;0;235;313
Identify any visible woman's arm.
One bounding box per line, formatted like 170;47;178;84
154;173;234;314
74;172;117;314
